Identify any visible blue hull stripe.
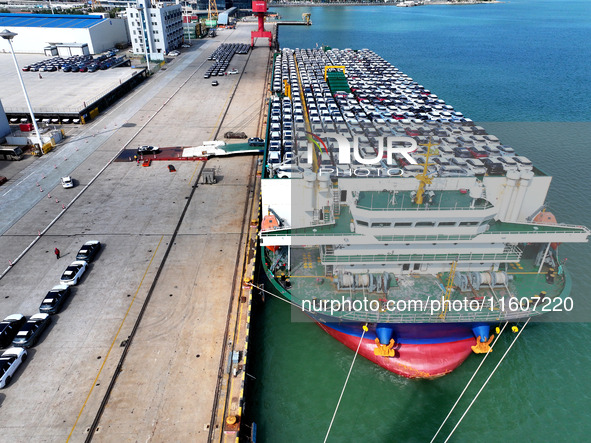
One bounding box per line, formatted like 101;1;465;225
320;320;477;345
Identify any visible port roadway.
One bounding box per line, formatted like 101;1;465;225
0;23;269;442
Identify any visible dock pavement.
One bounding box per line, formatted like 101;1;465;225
0;22;271;442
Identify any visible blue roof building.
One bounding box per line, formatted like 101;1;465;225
0;13;106;29
0;13;129;54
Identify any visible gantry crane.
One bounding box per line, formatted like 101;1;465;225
208;0;219;21
251;1;273;47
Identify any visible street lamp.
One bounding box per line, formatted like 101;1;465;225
0;29;44;156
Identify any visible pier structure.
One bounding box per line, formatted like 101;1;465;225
0;23;271;442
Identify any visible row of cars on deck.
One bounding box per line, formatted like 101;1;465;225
265;48;536;179
0;241;101;389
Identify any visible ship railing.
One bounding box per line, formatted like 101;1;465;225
374;233;475;242
480;224;591;236
305;307;545;323
261;231;361;237
354;200;494;212
261;224;589;240
319;245;522;264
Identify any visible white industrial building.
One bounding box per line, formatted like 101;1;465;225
0;13;129;54
126;0;183;60
0;100;10;142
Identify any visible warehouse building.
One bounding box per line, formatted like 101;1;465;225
0;13;128;54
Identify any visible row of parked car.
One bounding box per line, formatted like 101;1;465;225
22;51;123;73
0;241;101;389
204;43;248;79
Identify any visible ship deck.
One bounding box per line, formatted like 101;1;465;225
356;190;492;211
262;205;588;241
270;245;567;323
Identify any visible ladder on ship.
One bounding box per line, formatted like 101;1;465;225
323;245;334;277
271;248;287;273
479;181;487;201
439;261;457;319
332;185;340;216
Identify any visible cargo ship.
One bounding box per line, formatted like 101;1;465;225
259;47;589;378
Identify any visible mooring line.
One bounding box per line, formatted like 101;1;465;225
323;324;368;443
430;321;508;443
443;318;531;442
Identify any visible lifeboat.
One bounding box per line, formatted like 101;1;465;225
262;214;280;251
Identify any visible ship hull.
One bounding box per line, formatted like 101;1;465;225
315;320;475;379
260;262;484;379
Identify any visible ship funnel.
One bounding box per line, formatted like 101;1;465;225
497;170;520;221
507;170;534;222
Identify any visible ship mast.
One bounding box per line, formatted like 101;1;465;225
413;138;439;205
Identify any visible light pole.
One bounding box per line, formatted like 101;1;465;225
0;29;44;156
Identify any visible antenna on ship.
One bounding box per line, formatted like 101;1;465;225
413;137;439;205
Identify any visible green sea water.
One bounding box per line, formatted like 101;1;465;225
246;1;591;441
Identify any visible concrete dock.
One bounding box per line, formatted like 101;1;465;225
0;23;270;442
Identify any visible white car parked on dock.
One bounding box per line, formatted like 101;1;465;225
0;347;27;388
61;176;74;188
60;260;88;286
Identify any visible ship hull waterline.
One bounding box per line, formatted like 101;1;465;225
259;256;499;379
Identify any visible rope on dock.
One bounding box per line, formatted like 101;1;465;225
247;282;368;443
247;282;304;310
430;321;508;443
442;318;531;443
323;324;368;443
